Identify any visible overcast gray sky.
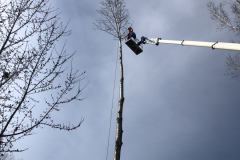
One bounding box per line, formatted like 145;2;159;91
13;0;240;160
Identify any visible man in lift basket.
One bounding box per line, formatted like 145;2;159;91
127;27;136;40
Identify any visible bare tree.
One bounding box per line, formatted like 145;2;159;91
0;150;15;160
0;151;23;160
94;0;131;159
0;137;23;160
0;0;86;154
208;0;240;79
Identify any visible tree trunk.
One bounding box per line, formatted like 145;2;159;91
114;39;124;160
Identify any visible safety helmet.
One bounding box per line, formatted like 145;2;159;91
128;27;132;30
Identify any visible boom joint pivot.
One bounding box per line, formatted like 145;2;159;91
181;40;184;46
212;41;218;50
155;38;160;46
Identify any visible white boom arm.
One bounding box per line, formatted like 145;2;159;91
145;37;240;51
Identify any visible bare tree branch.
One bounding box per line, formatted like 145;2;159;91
0;0;86;153
225;53;240;79
94;0;131;40
208;0;240;80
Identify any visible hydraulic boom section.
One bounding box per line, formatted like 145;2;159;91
144;37;240;51
125;35;240;55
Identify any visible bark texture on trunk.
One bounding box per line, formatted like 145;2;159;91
113;39;124;160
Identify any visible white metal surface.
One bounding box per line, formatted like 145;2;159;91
144;37;240;51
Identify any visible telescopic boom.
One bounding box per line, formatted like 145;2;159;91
145;37;240;51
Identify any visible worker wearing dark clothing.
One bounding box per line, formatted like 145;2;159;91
137;36;145;46
127;27;136;39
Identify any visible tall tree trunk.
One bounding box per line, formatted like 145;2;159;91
114;39;124;160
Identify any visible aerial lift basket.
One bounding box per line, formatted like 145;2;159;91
125;37;143;55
